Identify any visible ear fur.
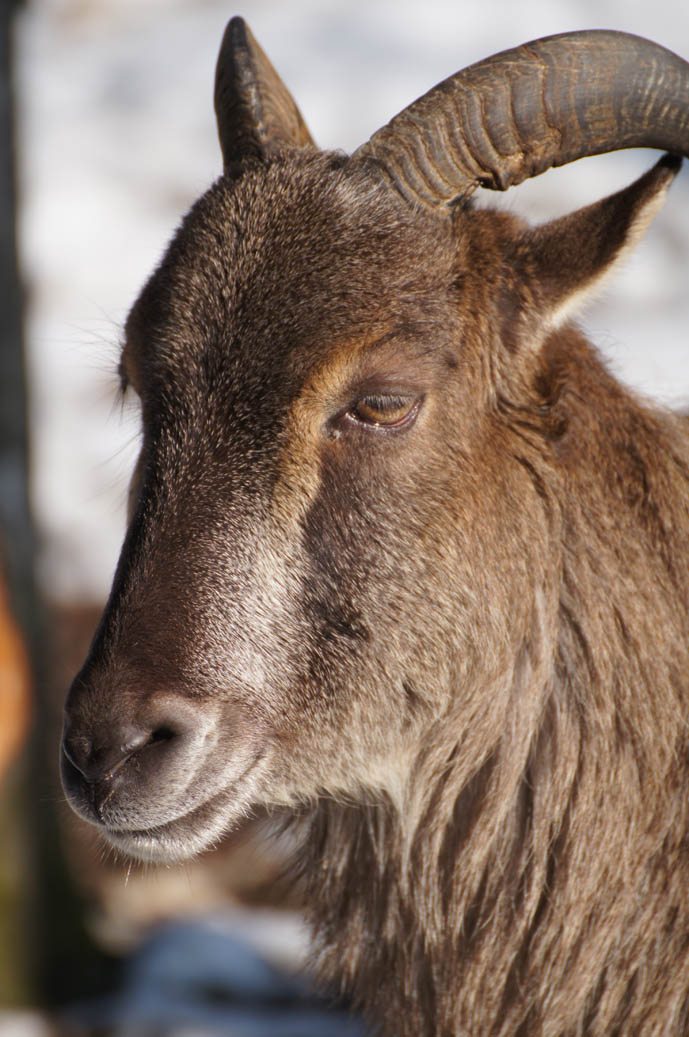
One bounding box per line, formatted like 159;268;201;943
506;154;681;348
214;17;316;167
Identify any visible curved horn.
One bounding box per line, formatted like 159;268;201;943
214;17;315;166
354;30;689;209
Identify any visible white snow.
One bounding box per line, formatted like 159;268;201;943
14;0;689;600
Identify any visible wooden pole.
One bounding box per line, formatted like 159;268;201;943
0;0;113;1008
0;0;33;1006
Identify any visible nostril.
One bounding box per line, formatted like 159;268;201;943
62;718;184;793
149;726;176;745
62;724;168;789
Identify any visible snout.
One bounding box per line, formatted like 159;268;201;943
61;697;202;825
60;677;267;862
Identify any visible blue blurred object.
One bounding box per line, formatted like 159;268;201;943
64;917;366;1036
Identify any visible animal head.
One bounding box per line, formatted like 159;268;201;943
61;20;689;862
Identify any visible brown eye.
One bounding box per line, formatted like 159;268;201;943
349;394;420;430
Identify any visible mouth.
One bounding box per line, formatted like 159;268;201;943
100;748;268;864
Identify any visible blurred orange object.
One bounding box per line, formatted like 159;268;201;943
0;570;31;781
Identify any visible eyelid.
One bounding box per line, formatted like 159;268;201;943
359;393;411;409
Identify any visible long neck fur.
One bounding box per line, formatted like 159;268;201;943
299;332;689;1036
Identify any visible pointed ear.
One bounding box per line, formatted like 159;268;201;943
505;154;681;349
214;17;316;167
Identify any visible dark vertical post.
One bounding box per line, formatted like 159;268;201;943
0;0;113;1007
0;3;27;589
0;0;33;1006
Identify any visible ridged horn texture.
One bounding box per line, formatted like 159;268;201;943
215;16;315;166
354;30;689;209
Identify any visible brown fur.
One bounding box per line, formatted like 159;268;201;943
60;36;689;1036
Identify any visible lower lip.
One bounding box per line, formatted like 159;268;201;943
102;745;268;860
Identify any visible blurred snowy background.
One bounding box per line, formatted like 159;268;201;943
2;0;688;1031
15;0;689;604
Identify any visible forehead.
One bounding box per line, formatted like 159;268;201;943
124;151;455;397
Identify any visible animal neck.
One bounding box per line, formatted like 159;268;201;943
301;370;689;1033
305;663;689;1033
301;678;574;1032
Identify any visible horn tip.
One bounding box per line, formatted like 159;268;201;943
220;16;256;59
226;15;248;38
